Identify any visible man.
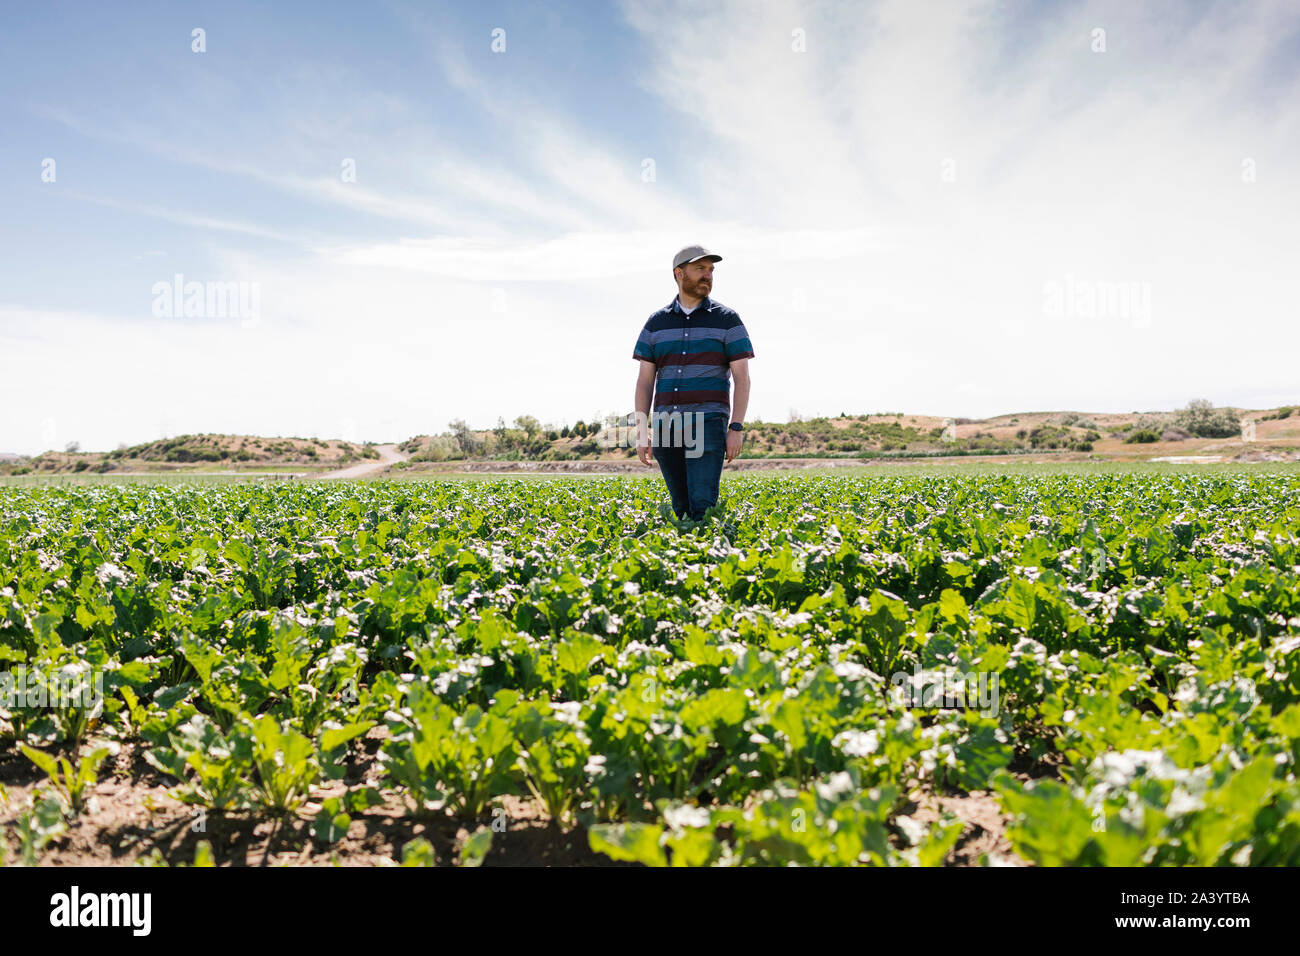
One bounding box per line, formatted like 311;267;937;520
632;244;754;521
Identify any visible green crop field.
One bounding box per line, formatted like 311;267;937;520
2;471;1299;866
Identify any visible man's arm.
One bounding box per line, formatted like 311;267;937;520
725;357;750;462
729;357;750;424
635;359;656;465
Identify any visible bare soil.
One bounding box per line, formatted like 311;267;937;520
1;734;1035;867
0;737;626;867
905;789;1026;866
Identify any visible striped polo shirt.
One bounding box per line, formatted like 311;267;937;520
632;295;755;417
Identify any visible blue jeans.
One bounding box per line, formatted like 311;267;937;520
654;411;727;521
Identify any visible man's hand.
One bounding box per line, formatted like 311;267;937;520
725;428;743;462
638;440;655;465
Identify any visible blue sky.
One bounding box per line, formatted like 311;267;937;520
2;0;1298;454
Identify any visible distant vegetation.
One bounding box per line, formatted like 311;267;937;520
2;434;377;475
1125;429;1161;444
1108;400;1242;445
0;399;1289;476
402;416;609;463
388;399;1274;466
1171;398;1242;438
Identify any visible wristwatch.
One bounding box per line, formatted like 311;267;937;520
729;422;744;432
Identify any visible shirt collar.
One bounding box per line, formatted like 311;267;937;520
671;294;711;313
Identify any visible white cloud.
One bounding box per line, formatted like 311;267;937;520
325;224;887;280
611;0;1300;418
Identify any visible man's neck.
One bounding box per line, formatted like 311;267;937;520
678;290;705;311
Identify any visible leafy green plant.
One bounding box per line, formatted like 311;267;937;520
142;714;254;810
379;681;517;817
509;699;591;826
19;742;113;815
400;838;437;866
14;791;68;865
248;714;318;813
459;826;493;866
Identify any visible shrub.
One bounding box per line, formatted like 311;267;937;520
1029;425;1070;449
1172;399;1240;438
1059;413;1100;429
164;446;223;462
1125;430;1161;444
413;436;463;462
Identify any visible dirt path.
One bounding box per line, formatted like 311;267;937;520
317;443;409;480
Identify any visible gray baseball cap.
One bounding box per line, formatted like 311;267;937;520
672;244;722;269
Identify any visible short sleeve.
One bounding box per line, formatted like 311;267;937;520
724;318;754;361
632;322;655;362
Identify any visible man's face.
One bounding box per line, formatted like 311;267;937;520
676;259;715;296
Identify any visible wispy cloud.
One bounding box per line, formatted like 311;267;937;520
60;190;304;242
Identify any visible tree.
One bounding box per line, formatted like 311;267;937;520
513;415;541;439
1172;399;1240;438
1178;399;1215;432
447;418;480;455
65;441;80;453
